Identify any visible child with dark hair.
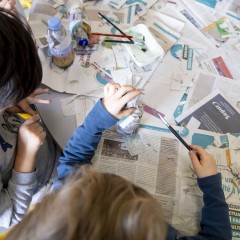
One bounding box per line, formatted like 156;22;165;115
3;82;232;240
0;8;58;227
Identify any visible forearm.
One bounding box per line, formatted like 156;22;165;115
198;173;231;240
14;153;36;173
0;170;37;228
57;100;117;179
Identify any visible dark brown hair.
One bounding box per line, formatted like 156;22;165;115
0;8;42;108
6;167;167;240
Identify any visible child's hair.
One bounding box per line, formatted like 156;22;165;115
6;166;167;240
0;9;42;108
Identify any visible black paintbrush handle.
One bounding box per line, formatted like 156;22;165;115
98;12;134;42
168;125;192;151
104;40;134;44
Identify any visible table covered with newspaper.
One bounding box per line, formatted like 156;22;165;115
25;0;240;238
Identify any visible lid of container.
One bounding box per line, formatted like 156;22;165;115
48;17;61;31
77;37;89;47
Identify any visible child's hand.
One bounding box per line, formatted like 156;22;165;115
189;145;217;178
14;114;46;173
102;83;142;120
7;88;50;116
0;0;16;11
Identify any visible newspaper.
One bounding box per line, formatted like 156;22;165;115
189;128;240;239
28;0;164;96
60;95;96;126
91;124;240;238
178;0;232;26
183;71;240;111
91;126;180;224
177;90;240;134
196;48;240;80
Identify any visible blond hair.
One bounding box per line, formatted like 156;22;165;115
6;166;167;240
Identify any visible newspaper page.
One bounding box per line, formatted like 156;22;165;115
40;45;163;97
39;48;107;97
91;123;240;238
177;90;240;134
174;127;240;238
91;125;181;224
186;128;240;239
196;48;240;80
226;0;240;27
145;5;215;49
183;71;240;111
140;37;207;124
178;0;233;26
91;124;205;234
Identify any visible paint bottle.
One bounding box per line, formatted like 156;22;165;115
46;16;75;68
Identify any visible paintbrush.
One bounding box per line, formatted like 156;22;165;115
153;109;192;151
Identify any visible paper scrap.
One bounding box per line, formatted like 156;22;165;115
112;45;130;68
118;115;135;129
111;68;132;85
61;95;79;116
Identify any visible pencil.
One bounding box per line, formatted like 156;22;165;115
154;109;192;151
98;12;134;42
91;33;133;38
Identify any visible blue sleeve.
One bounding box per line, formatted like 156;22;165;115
167;173;232;240
57;100;118;180
197;173;231;240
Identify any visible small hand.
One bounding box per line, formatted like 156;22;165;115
102;83;142;119
189;145;217;178
0;0;16;11
14;114;46;172
8;88;50;116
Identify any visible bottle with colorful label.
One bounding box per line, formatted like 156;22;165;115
67;4;89;47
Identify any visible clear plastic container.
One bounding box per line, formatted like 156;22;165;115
67;3;89;47
124;24;164;67
68;4;86;35
46;17;75;68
